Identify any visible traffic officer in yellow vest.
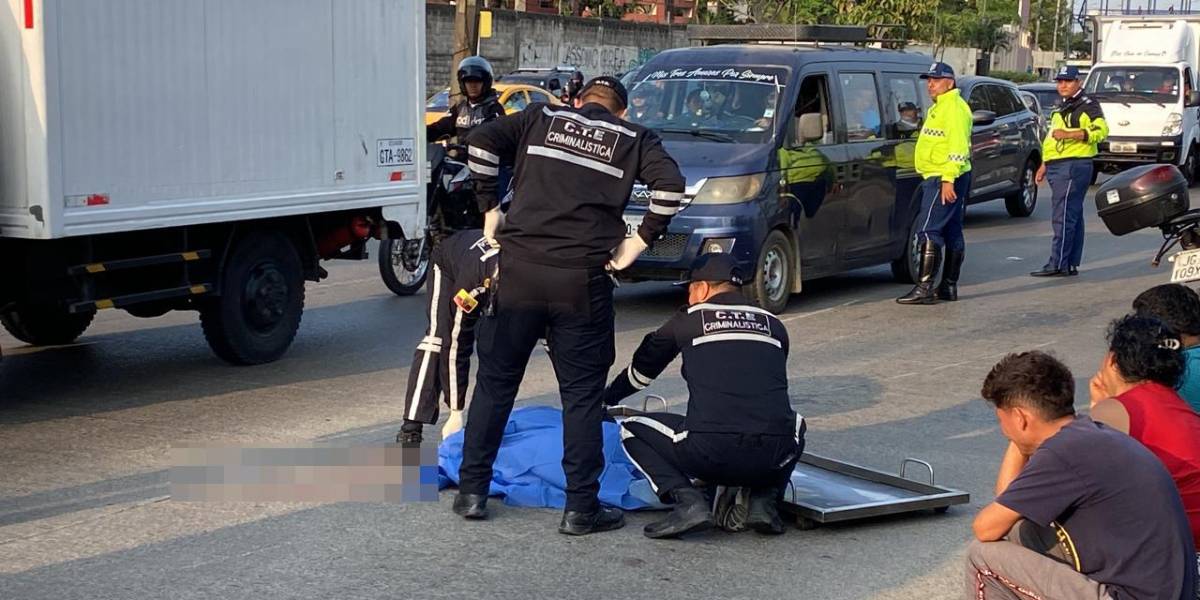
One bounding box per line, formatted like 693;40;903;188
897;62;974;305
1030;65;1108;277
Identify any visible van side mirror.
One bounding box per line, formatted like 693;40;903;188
972;110;997;127
798;113;824;143
1188;91;1200;107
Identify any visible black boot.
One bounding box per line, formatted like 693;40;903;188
937;249;964;301
558;506;625;536
395;420;423;446
896;241;942;305
643;487;716;539
745;487;786;535
452;493;489;520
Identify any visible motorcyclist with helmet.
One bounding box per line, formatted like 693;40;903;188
427;56;506;143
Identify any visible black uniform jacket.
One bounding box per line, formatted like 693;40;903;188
464;102;686;268
606;291;798;437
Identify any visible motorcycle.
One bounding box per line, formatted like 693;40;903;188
379;143;484;296
1095;163;1199;284
1152;209;1200;284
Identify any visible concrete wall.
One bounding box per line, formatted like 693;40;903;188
908;45;981;76
426;5;689;92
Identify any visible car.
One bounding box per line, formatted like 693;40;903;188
957;76;1044;218
496;66;581;97
1018;82;1059;123
616;44;1042;313
424;83;560;126
1019;90;1047;135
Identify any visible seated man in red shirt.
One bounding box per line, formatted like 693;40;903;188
1090;315;1200;549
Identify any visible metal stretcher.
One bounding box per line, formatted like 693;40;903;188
609;396;970;530
783;454;970;529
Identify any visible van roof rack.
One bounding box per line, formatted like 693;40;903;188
686;23;907;46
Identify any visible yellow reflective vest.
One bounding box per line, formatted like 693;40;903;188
915;88;973;182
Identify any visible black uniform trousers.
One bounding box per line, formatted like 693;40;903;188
401;263;479;424
620;413;803;501
458;253;616;512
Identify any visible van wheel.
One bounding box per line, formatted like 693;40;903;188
200;230;305;365
1004;160;1038;218
0;304;94;346
745;231;792;315
891;208;923;284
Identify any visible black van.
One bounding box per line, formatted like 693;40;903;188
620;45;1007;313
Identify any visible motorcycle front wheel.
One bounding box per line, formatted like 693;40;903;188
379;233;431;296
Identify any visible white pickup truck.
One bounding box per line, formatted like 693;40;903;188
0;0;427;364
1088;15;1200;184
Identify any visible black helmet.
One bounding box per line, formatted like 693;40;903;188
457;56;494;97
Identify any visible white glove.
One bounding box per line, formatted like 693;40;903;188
607;235;649;271
483;207;504;246
441;410;465;439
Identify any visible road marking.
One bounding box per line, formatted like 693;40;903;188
781;300;859;323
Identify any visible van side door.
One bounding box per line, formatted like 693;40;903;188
880;71;927;259
831;70;897;264
778;70;847;278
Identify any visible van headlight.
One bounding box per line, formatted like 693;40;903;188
690;174;766;205
1164;113;1184;137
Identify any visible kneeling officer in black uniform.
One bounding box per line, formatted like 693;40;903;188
605;253;805;538
453;77;686;535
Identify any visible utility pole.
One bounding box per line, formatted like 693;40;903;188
1034;0;1042;51
1052;0;1063;58
450;0;480;101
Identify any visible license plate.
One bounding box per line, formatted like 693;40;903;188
623;214;642;238
1110;142;1138;154
1171;248;1200;283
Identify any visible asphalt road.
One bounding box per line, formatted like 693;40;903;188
0;181;1185;600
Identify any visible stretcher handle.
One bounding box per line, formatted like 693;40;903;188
899;458;935;485
642;394;668;413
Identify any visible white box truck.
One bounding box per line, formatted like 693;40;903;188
0;0;426;364
1088;15;1200;184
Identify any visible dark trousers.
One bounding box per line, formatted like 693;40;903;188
458;254;616;512
1045;158;1092;270
916;173;973;252
401;264;479;424
619;412;804;501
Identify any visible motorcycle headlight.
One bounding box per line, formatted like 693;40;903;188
1163;112;1184;137
690;174;766;205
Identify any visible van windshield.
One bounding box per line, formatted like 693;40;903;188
626;66;786;144
1087;67;1181;104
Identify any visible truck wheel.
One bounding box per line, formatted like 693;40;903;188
0;305;94;346
745;231;792;315
200;230;304;365
1186;148;1199;188
378;235;429;296
1004;159;1038;218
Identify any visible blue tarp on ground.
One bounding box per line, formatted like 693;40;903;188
437;406;664;510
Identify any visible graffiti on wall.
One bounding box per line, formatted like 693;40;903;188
519;38;659;75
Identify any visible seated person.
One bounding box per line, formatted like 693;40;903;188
683;89;713;125
628;86;662;123
603;253;804;539
969;351;1195;600
896;102;921;135
1089;314;1200;548
1133;283;1200;413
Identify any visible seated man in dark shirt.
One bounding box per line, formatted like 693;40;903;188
970;351;1196;600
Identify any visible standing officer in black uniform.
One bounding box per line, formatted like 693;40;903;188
454;77;686;535
427;56;505;143
396;229;499;446
605;253;804;539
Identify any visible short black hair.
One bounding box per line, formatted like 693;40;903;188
981;351;1076;420
1107;315;1185;387
1132;284;1200;337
